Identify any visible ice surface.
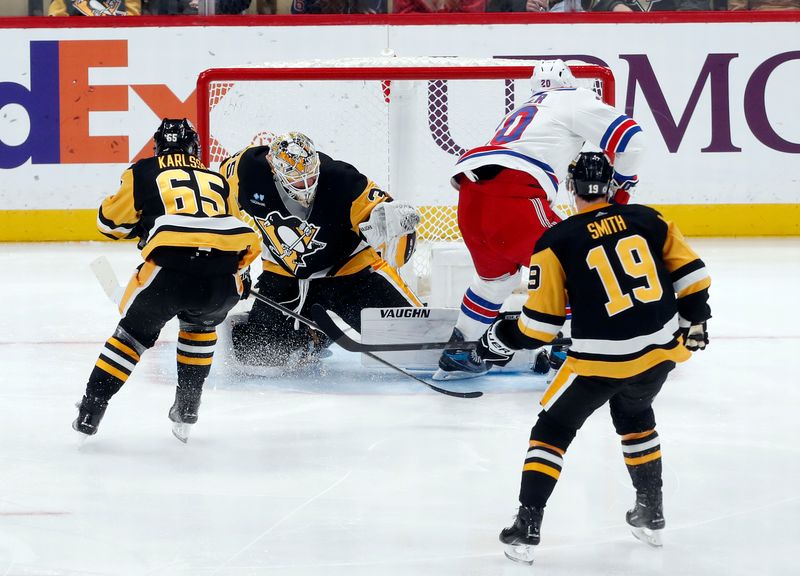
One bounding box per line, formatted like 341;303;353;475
0;239;798;575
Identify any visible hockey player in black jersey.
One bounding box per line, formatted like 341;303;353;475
476;152;711;563
73;118;261;443
220;132;422;368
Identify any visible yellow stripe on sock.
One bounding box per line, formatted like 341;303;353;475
624;450;662;466
522;462;561;480
622;429;655;441
177;354;213;366
178;331;217;342
96;359;130;382
528;440;565;455
108;337;140;362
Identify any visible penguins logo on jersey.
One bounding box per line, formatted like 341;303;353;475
255;211;326;273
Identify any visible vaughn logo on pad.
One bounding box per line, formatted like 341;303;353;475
379;309;431;319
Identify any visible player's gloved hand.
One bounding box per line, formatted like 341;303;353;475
477;313;520;367
682;322;708;351
239;268;252;300
610;171;638;204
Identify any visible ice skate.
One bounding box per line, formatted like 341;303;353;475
626;491;665;547
169;388;201;444
433;328;489;381
72;396;108;437
499;505;543;565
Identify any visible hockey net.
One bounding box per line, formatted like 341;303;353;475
197;57;614;295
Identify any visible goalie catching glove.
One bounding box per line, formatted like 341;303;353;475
359;201;420;268
476;312;521;367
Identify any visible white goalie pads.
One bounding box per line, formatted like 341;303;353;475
358;201;420;267
360;307;550;376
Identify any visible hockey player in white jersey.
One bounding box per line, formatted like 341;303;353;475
435;59;646;381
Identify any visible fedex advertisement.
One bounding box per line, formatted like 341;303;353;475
0;17;797;236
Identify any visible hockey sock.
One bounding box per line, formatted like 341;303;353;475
621;429;663;493
518;414;576;508
455;273;519;340
85;330;145;401
176;327;217;391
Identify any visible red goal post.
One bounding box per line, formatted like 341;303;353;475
196;57;615;293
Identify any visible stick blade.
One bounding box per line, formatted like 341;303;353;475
89;256;124;305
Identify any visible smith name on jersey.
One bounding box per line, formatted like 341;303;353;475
97;152;260;269
506;201;711;379
221;145;413;280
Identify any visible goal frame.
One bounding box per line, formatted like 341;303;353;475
196;63;615;167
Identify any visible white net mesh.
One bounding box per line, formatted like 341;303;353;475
201;57;612;294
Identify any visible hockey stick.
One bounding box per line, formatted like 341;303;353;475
249;289;482;399
310;303;570;352
90;256;124;305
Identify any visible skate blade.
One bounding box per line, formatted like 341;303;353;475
630;526;663;547
171;422;193;444
503;543;536;565
432;368;486;382
73;430;91;448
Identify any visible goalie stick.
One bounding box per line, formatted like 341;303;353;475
311;304;571;352
90;261;483;399
250;290;482;399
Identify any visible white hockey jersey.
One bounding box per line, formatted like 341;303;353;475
451;87;645;203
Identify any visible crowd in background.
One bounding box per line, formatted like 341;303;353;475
27;0;800;15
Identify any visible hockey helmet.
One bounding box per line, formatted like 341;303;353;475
153;118;201;157
268;132;321;207
530;59;577;92
567;152;614;199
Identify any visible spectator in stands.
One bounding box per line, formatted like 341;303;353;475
48;0;141;14
393;0;485;11
29;0;45;15
728;0;799;9
587;0;710;9
145;0;251;13
486;0;550;11
256;0;277;13
291;0;386;12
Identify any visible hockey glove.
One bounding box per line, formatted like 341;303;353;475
359;202;420;245
682;322;708;351
477;313;520;367
238;268;252;301
610;171;638;205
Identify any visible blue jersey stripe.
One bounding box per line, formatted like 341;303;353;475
457;150;559;188
600;115;628;150
616;126;642;153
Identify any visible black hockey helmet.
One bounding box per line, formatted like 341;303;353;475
153;118;200;157
567;152;614;199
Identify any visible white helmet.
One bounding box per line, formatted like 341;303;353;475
268;132;321;207
530;59;577;92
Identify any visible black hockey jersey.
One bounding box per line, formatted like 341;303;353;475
221;145;399;280
501;201;711;379
97;153;260;270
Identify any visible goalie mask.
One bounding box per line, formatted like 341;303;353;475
153;118;200;157
268;132;321;207
567;152;614;200
530;59;577;92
